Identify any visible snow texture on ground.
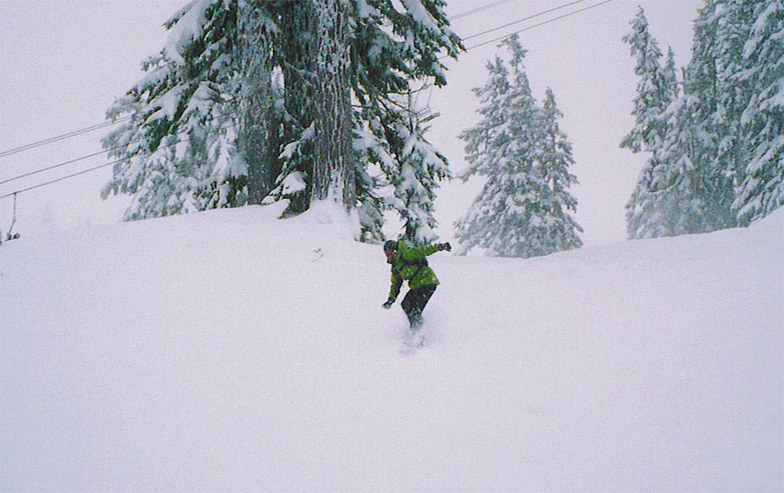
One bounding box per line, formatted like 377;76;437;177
2;204;782;491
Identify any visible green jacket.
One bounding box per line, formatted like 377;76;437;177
387;240;441;301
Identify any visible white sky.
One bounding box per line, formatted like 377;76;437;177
0;0;701;245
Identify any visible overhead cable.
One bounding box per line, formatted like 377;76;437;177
0;147;123;187
452;0;522;21
462;0;588;42
0;122;236;200
0;116;131;159
0;159;120;200
464;0;615;51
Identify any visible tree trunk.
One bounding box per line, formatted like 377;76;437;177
310;0;355;210
279;0;318;214
237;5;280;204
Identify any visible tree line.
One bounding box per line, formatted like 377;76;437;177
102;0;781;256
622;1;783;239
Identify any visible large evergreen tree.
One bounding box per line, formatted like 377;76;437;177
350;0;461;241
734;0;784;223
234;1;282;205
102;0;462;242
681;0;747;231
454;35;582;258
311;0;354;206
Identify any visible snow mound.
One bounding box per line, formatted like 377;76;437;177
1;206;782;491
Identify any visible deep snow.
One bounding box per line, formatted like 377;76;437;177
2;204;782;491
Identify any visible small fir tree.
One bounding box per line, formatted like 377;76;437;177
538;88;583;253
620;7;674;154
390;92;451;246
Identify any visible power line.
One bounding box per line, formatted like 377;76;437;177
0;147;122;186
0;159;121;200
462;0;588;42
0;116;131;159
452;0;521;21
0;122;237;200
464;0;615;52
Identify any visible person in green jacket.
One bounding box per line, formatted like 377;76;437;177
382;239;451;330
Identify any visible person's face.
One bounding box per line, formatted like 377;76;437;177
385;250;395;263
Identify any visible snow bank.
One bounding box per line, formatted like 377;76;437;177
1;206;781;491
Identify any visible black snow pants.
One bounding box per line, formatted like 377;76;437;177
401;284;437;329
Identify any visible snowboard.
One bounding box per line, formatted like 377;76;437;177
399;327;426;354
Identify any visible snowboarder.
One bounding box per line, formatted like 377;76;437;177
382;239;451;330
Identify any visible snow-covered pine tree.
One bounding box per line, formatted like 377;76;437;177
102;0;245;219
625;33;742;239
621;7;689;238
624;1;782;235
538;88;583;252
680;0;747;232
455;49;522;256
637;89;716;237
103;0;461;239
384;91;451;246
620;7;673;154
352;89;452;245
455;35;581;258
734;0;784;223
710;0;753;220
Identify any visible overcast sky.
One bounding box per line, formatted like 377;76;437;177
0;0;702;245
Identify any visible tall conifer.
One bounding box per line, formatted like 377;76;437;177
455;35;581;258
734;0;784;223
102;0;462;241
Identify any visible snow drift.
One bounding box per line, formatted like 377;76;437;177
2;205;782;491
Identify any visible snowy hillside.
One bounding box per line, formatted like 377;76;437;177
2;204;782;491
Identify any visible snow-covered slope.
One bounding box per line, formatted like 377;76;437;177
2;205;782;491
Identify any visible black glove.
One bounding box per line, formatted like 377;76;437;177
382;299;394;309
439;242;452;252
